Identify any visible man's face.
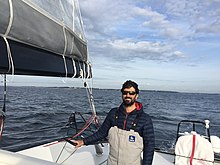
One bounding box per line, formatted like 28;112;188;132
122;87;138;106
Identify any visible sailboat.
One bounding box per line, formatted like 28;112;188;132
0;0;220;164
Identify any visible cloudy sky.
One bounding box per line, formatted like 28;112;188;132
77;0;220;93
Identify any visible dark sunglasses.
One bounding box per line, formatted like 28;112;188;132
122;91;136;95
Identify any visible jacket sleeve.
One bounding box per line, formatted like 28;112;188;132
83;108;115;145
142;116;155;165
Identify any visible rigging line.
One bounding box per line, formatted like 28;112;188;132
79;62;84;81
72;58;77;78
86;62;89;79
3;37;14;75
71;114;95;139
84;82;96;115
55;141;68;163
83;62;87;80
0;117;4;140
44;114;96;147
84;79;96;115
79;62;97;116
87;62;91;79
2;0;15;75
80;61;90;83
4;0;13;36
81;62;85;79
71;0;75;31
175;154;214;163
99;159;108;165
86;45;92;79
22;0;63;26
70;37;74;55
62;25;68;77
59;147;78;164
75;0;86;40
22;0;87;45
86;86;96;116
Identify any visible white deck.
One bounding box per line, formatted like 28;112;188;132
1;140;219;165
0;141;174;165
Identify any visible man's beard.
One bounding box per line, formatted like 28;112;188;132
123;97;135;107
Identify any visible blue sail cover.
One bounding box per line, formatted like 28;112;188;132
0;0;91;78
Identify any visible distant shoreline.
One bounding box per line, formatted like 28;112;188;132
1;85;220;95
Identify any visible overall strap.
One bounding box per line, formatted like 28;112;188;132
114;108;119;126
131;113;140;130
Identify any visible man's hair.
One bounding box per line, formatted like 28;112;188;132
121;80;139;94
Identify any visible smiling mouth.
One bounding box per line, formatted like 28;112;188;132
125;98;132;103
125;97;132;100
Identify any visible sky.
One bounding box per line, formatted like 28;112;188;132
1;0;220;93
78;0;220;93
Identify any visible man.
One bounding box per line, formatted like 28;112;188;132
74;80;155;165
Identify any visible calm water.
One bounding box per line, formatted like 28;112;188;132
0;86;220;152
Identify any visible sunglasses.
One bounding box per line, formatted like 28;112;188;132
122;91;136;95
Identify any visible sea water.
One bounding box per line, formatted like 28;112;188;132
0;86;219;152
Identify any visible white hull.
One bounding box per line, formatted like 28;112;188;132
0;143;173;165
0;140;219;165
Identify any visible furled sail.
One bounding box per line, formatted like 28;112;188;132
0;0;91;78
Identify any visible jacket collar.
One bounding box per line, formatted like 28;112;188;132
119;101;143;114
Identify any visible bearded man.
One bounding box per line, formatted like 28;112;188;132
74;80;155;165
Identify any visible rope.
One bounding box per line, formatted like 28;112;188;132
98;159;108;165
44;113;96;148
71;58;77;78
3;37;14;75
50;58;98;149
83;80;96;116
55;113;97;164
4;0;13;36
71;0;75;31
78;58;98;125
83;62;86;80
87;62;91;79
62;25;68;77
79;62;84;80
0;112;5;139
59;147;77;164
54;1;97;161
2;0;15;75
55;141;68;163
74;0;86;40
175;154;214;163
71;113;96;138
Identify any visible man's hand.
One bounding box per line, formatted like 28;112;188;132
72;139;84;148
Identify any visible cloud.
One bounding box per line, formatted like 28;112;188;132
80;0;220;70
194;20;220;34
89;38;185;63
80;0;188;63
164;0;220;35
80;0;132;36
132;6;184;39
